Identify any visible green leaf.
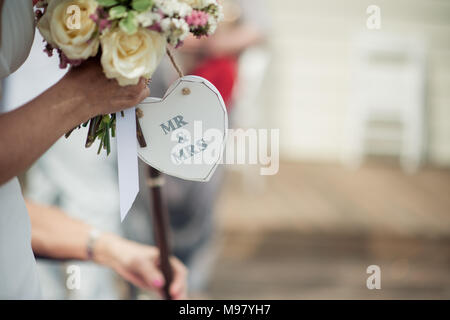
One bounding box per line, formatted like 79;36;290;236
97;139;104;154
119;11;138;35
96;0;119;7
104;121;111;155
109;5;128;19
131;0;153;12
111;114;116;138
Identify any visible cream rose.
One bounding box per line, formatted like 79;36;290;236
37;0;99;60
100;28;166;86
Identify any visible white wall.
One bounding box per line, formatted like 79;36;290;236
261;0;450;165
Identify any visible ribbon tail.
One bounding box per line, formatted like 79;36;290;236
116;107;139;222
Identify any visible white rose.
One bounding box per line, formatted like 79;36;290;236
37;0;99;60
100;28;166;86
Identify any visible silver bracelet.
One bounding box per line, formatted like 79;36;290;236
86;228;102;261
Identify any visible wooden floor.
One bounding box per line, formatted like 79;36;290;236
206;162;450;299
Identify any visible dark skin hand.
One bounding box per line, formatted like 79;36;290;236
0;59;150;185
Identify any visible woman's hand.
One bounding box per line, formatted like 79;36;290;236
61;59;150;120
94;233;188;300
0;57;151;185
28;201;187;299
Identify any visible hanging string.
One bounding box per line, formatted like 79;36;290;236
139;47;185;147
166;47;184;78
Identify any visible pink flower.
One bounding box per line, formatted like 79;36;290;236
175;40;184;49
89;12;99;23
98;19;111;32
90;7;111;32
43;43;54;57
147;22;162;33
185;10;209;28
35;9;43;21
58;49;83;69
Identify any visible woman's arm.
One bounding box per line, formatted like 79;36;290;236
181;24;264;57
27;200;187;299
0;59;149;185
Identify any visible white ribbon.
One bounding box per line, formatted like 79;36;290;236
116;107;139;222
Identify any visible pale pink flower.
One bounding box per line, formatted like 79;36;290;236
185;10;209;28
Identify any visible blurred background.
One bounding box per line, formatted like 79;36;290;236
205;0;450;299
4;0;449;299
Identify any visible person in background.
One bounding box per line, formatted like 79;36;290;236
123;0;268;296
5;0;266;299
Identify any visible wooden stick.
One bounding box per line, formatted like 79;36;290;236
137;100;171;299
135;110;147;148
147;167;173;300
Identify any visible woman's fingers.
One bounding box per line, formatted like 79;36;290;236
65;61;151;116
142;254;187;299
106;238;188;299
135;85;150;105
123;270;150;290
135;258;166;291
169;257;188;299
114;78;150;110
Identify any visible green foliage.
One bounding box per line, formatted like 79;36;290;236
96;0;119;7
109;5;128;19
96;0;153;35
119;10;138;34
131;0;153;12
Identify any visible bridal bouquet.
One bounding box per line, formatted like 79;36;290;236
34;0;223;154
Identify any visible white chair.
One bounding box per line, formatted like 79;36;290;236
342;33;427;173
227;46;270;192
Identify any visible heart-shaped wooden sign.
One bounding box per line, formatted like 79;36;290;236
137;76;228;182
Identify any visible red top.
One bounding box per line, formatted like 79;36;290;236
191;56;238;111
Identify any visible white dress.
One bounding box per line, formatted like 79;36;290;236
0;0;42;299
